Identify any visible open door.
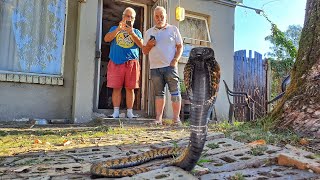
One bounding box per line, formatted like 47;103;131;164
94;0;145;115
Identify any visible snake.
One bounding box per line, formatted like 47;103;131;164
90;47;221;178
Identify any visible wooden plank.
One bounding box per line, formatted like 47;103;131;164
257;52;265;117
233;51;237;105
234;51;240;106
248;50;253;106
256;52;261;118
261;54;267;113
241;50;247;121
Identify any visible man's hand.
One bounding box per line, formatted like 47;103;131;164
123;23;134;35
118;21;126;30
142;39;156;55
146;39;156;48
170;58;179;67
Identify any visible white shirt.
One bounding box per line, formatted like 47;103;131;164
143;24;183;69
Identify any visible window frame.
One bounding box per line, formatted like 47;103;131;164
181;13;211;45
180;12;211;63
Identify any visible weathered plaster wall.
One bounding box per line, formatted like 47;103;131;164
0;0;78;121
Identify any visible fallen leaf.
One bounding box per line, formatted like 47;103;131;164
248;139;266;146
63;140;72;146
299;138;309;145
34;139;42;144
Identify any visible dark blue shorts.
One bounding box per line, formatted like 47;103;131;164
150;66;180;98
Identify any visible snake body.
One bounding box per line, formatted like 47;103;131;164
90;47;221;177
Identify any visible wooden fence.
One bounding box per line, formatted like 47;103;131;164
233;50;268;121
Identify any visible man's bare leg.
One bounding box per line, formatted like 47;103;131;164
155;97;165;123
110;88;122;118
125;88;137;118
172;101;181;122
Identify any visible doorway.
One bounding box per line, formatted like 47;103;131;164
97;0;145;114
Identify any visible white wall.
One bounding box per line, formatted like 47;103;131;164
72;0;99;123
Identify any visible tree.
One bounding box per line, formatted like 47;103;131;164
265;25;302;98
270;0;320;138
265;25;302;60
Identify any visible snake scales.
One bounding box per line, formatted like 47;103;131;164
90;47;221;178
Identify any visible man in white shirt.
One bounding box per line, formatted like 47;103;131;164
142;6;183;126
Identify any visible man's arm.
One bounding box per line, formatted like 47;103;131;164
129;32;143;48
170;43;183;67
104;27;120;42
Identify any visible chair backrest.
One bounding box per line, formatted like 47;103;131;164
281;75;291;92
223;80;233;104
267;75;291;104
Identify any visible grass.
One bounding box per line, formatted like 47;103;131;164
0;125;147;156
249;145;268;156
229;173;245;180
196;158;212;166
206;143;219;149
208;120;301;146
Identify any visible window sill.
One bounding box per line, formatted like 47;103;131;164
0;73;64;86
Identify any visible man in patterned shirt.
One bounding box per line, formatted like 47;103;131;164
104;7;143;119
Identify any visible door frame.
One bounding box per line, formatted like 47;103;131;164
93;0;148;115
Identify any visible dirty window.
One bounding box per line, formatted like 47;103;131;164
179;14;211;58
0;0;66;75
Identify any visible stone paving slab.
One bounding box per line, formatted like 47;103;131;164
200;165;319;180
203;144;282;173
120;167;197;180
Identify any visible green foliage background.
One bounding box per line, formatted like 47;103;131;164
263;13;302;98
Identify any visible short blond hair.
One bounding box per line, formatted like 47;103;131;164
123;7;136;18
154;6;166;15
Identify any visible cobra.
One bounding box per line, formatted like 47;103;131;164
90;47;221;178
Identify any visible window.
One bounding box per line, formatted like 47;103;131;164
179;14;211;61
0;0;66;76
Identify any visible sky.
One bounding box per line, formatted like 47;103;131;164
234;0;307;57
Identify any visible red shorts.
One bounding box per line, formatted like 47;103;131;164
106;60;140;89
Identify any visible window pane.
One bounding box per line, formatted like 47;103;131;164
182;44;195;58
0;0;66;75
180;15;210;58
180;16;209;42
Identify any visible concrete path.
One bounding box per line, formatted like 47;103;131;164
0;118;319;179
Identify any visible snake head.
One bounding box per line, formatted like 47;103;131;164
184;47;220;102
189;47;214;62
